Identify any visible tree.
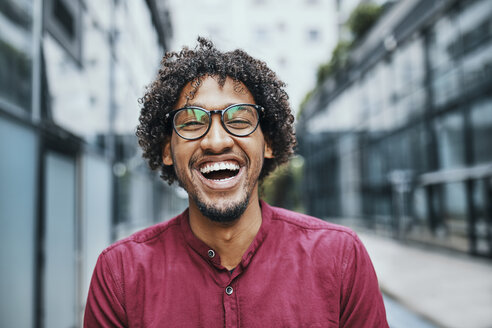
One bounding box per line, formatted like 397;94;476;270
316;40;352;84
347;2;383;41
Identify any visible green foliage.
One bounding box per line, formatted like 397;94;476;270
297;89;315;119
261;156;305;213
301;41;351;116
347;2;383;40
316;61;332;86
316;40;351;85
301;2;383;117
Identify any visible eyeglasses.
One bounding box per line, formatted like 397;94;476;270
167;103;263;140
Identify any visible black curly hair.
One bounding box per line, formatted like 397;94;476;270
136;37;296;184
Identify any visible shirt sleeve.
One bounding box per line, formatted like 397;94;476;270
84;251;127;327
339;233;389;328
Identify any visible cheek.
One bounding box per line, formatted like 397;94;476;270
172;148;188;167
246;140;267;166
170;141;188;168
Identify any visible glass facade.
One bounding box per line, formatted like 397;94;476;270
43;0;162;148
43;152;77;328
0;0;33;113
300;0;492;257
0;0;178;326
0;119;38;328
81;154;112;302
434;110;465;170
471;98;492;164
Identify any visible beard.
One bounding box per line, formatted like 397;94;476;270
193;193;250;223
172;155;260;223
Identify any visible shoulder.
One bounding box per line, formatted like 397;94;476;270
101;210;186;259
267;203;358;241
262;203;369;282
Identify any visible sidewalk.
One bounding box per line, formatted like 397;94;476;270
357;231;492;328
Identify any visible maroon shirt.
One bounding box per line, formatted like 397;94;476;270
84;201;388;327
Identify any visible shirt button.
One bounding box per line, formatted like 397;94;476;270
207;249;215;258
225;286;233;295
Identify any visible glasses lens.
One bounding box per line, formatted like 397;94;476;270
223;105;259;136
173;108;210;139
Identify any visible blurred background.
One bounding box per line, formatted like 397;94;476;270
0;0;491;327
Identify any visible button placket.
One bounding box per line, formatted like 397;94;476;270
223;282;238;327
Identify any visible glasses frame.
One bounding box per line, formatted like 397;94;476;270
167;103;264;140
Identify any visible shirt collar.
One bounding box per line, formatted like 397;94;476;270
179;200;273;271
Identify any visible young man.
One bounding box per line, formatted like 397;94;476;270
84;38;388;327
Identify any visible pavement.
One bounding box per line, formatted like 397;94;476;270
356;231;492;328
383;294;439;328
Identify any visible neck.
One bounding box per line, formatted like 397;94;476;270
188;195;263;270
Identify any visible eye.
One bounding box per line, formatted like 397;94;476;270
177;120;207;131
226;119;253;129
224;105;258;130
174;108;209;131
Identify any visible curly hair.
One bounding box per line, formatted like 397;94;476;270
136;37;296;184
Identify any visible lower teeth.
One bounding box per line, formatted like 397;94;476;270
212;176;234;182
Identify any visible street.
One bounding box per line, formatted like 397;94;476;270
359;231;492;328
384;294;439;328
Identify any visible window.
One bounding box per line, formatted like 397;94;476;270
43;151;77;328
307;28;320;42
471;98;492;164
278;57;287;68
434;111;465;169
277;21;286;32
472;179;492;255
441;182;469;252
0;0;33;112
254;28;269;43
44;0;82;64
0;118;38;328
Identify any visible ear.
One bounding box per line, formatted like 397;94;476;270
264;141;274;159
162;139;173;166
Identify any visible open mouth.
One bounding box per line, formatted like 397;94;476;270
199;162;240;181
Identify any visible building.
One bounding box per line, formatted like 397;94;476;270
0;1;183;327
167;0;339;114
298;0;492;257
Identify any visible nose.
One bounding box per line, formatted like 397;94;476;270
199;114;234;153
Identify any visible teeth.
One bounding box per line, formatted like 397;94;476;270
215;176;235;182
199;162;240;174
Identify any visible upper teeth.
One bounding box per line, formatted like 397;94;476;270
200;162;240;174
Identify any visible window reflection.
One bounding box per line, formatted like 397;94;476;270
458;0;492;93
0;118;37;328
434;111;465;169
471;98;492;164
441;182;469;252
429;12;463;108
472;179;492;255
0;0;33;111
299;0;492;255
43;0;162;148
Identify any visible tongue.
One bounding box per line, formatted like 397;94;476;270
205;170;237;180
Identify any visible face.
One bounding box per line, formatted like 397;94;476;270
162;75;273;223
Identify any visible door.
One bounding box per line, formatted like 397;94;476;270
43;151;77;328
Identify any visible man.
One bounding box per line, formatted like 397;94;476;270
84;38;388;327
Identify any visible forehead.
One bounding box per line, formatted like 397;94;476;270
175;75;255;109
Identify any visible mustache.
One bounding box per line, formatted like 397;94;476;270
188;149;248;168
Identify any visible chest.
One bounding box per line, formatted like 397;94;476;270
124;252;342;328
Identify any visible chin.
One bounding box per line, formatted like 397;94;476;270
194;195;250;223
